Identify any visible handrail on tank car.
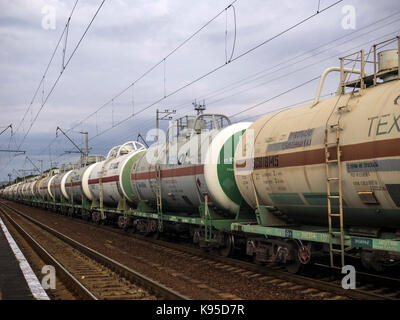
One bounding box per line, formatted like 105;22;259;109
106;141;147;159
311;67;362;107
106;145;121;159
164;114;231;143
116;141;146;156
190;114;231;137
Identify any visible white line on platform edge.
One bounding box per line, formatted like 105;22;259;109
0;216;49;300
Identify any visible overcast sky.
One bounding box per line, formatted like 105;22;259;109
0;0;399;181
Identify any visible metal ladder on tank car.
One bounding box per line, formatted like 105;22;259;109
155;164;163;232
324;123;346;268
98;163;106;221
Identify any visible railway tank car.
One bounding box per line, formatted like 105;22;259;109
125;114;252;237
37;170;58;201
2;38;400;273
234;50;400;229
50;163;74;203
62;156;105;209
47;156;105;217
86;142;146;206
233;46;400;270
83;142;146;221
131;115;251;214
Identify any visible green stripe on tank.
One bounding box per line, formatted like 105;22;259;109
217;130;246;205
121;151;144;203
303;192;348;207
269;193;305;205
267;192;348;206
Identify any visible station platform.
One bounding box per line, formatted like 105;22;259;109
0;216;49;300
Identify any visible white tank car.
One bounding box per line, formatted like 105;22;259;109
33;178;45;198
37;170;58;200
10;184;15;198
29;180;37;197
23;180;34;198
13;184;19;198
50;163;75;202
17;182;24;198
131;114;251;215
10;184;17;198
63;156;105;203
85;141;146;206
5;185;10;198
5;186;10;198
21;182;28;197
2;186;8;198
22;181;33;198
234;49;400;229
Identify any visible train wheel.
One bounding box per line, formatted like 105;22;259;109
82;210;91;221
117;215;131;231
152;232;160;240
67;208;74;218
361;250;385;272
92;212;101;224
218;234;234;257
286;242;310;273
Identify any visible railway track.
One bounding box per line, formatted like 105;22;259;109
119;229;400;300
3;200;400;300
0;201;188;300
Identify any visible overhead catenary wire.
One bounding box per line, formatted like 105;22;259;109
16;0;106;151
14;0;80;138
229;75;321;118
0;0;106;174
36;0;343;158
10;1;396;176
37;13;400;161
99;26;400;153
91;25;400;146
182;10;400;110
79;0;344;143
36;0;241;158
167;17;400;120
84;27;400;155
66;0;240;133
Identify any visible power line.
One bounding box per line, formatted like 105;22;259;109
166;24;400;122
36;0;240;156
90;24;400;147
82;0;344;143
39;17;400;160
14;0;79;138
68;0;239;133
191;12;400;108
107;27;400;149
0;0;106;176
236;92;336;122
229;75;321;118
16;0;106;151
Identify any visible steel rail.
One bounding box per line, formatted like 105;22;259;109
0;205;96;300
0;201;188;300
3;200;399;300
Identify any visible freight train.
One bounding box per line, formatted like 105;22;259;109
2;40;400;273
